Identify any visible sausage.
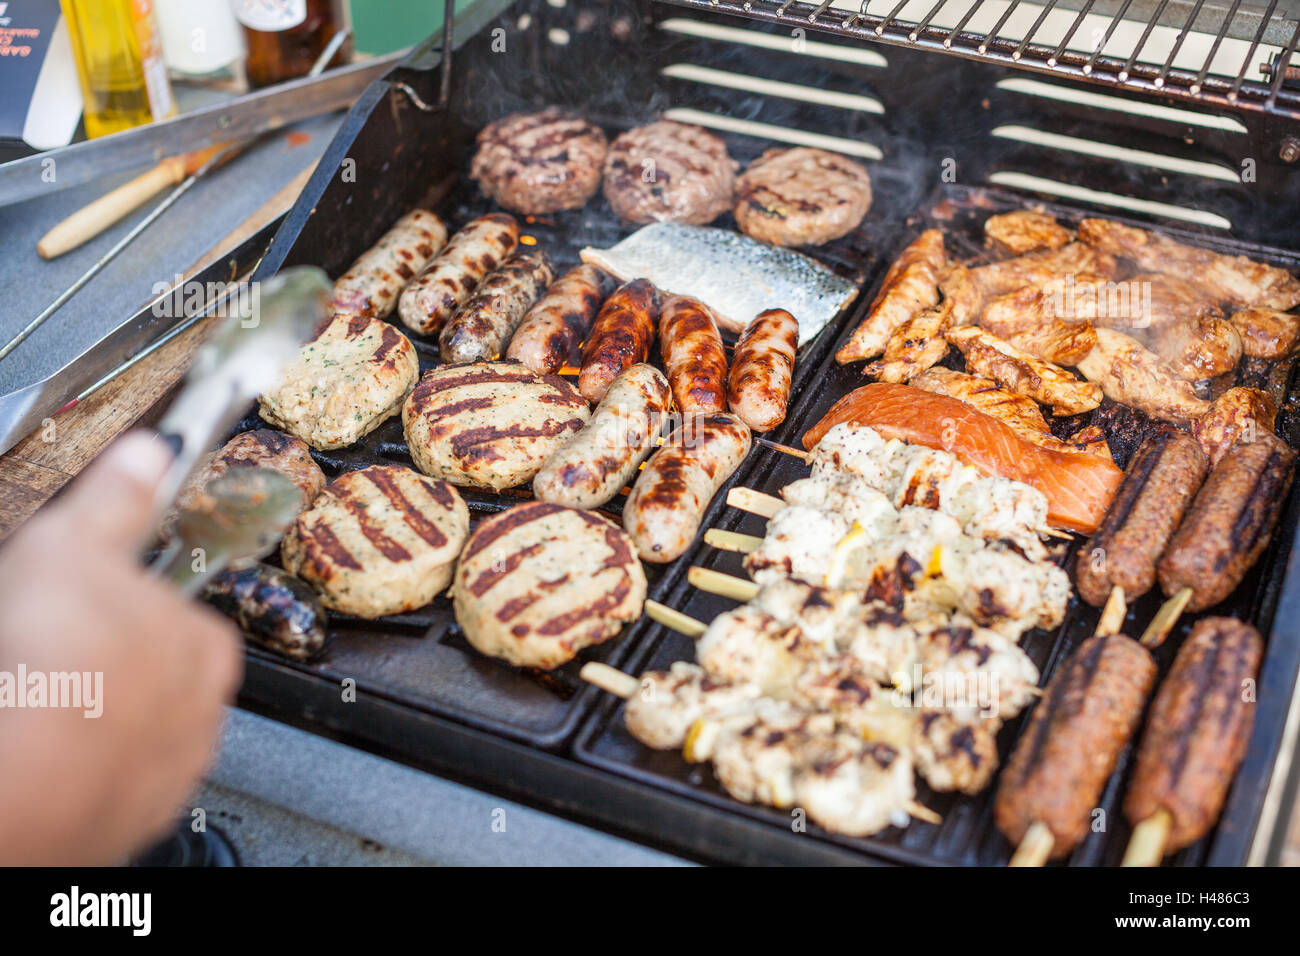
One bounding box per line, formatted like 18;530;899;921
994;633;1157;859
438;251;554;364
578;278;660;403
1075;431;1208;607
727;308;798;432
396;213;519;335
1157;432;1297;611
506;264;612;374
1124;617;1263;854
659;294;729;413
330;209;447;319
202;563;328;661
623;412;752;563
533;364;671;509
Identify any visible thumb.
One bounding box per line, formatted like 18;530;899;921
54;430;174;553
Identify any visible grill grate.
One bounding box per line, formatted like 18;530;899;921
653;0;1300;117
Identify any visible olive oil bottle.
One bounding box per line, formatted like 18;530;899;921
60;0;176;138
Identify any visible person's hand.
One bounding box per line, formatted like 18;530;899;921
0;431;242;865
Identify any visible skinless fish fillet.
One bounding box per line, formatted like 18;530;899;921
580;223;858;346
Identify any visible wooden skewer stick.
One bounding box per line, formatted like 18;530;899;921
687;566;760;602
1140;586;1194;648
1121;808;1173;867
703;528;763;554
1010;586;1129;867
645;599;707;638
578;660;941;825
726;486;785;519
754;436;809;461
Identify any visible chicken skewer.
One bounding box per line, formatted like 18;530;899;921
579;660;941;832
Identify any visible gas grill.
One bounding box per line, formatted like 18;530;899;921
206;0;1300;864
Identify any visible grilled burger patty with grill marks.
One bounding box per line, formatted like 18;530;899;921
330;209;447;320
175;428;326;519
602;120;737;225
734;147;872;247
439;250;555;364
403;361;591;492
471;108;608;215
397;214;520;335
281;464;469;619
452;501;647;670
259;313;420;451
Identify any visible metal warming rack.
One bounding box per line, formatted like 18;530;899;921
662;0;1300;118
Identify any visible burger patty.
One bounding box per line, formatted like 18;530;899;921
470;108;608;215
281;464;469;619
734;147;873;247
402;361;591;491
175;429;326;518
259;313;419;450
452;501;647;669
602;120;737;225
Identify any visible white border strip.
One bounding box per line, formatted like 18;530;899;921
993;125;1240;183
663;64;885;115
995;78;1249;134
663;107;884;160
659;16;888;68
987;172;1232;229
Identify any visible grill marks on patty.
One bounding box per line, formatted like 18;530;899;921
403;361;591;492
734;147;873;247
471;109;607;214
453;502;647;669
602;121;737;225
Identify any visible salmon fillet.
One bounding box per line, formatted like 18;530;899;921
801;383;1123;533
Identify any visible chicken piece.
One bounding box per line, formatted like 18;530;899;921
1191;386;1278;467
984;210;1072;257
910;711;1000;794
910;368;1112;461
836;230;946;364
946;326;1102;415
1076;327;1212;423
623;662;762;750
939;264;984;325
1229;307;1300;359
970;242;1119;297
1079;218;1300;310
978;277;1100;365
1145;314;1243;381
863;304;951;383
1088;272;1220;332
913;624;1041;720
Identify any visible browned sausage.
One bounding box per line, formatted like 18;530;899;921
1157;432;1297;611
727;309;798;432
994;633;1157;859
397;213;519;334
578;278;660;403
659;294;728;413
439;251;555;364
1075;431;1208;607
624;412;752;563
330;210;447;319
506;264;612;374
1123;617;1263;854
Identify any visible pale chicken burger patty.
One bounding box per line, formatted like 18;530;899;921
734;147;872;247
602;120;737;225
452;501;647;669
402;361;590;491
470;108;608;214
259;313;419;450
281;464;469;619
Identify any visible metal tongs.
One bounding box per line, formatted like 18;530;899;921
149;267;331;594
